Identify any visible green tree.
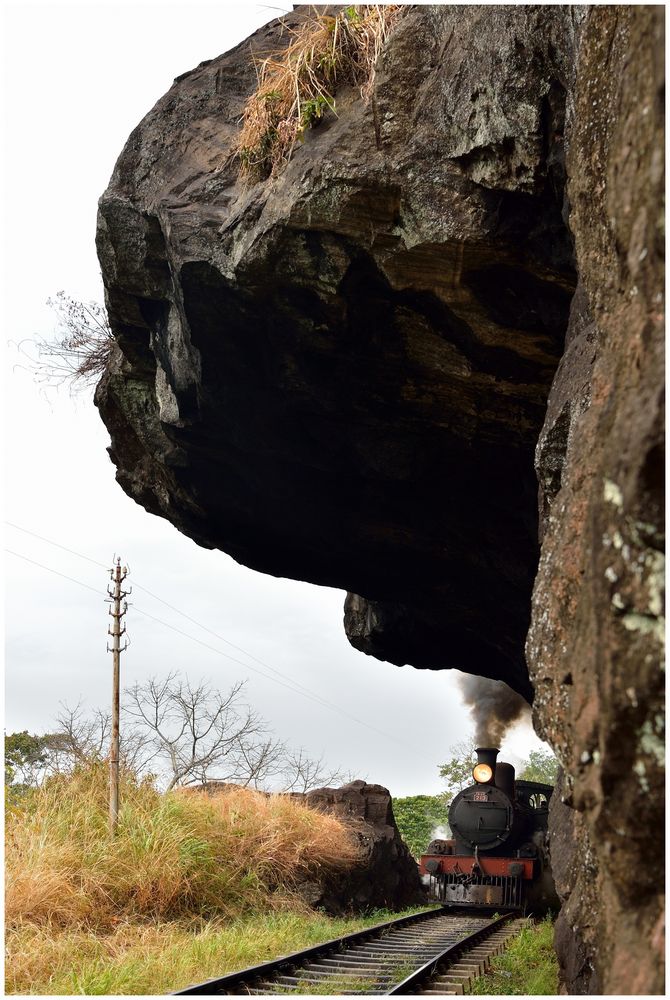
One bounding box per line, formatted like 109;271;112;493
5;731;50;787
393;794;450;858
438;739;477;799
518;749;558;784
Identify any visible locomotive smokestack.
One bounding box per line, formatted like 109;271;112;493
475;747;500;769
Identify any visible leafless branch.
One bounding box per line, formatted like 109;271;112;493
20;291;115;393
280;746;350;793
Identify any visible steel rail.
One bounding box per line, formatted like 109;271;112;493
171;905;445;995
386;911;513;994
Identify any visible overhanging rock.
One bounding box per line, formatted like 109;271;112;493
96;6;579;699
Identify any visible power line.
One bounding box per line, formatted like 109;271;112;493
6;522;107;570
130;604;431;761
5;521;431;741
6;521;352;702
5;549;104;595
6;520;364;713
5;545;434;764
6;523;354;708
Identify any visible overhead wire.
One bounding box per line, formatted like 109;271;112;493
7;521;352;700
6;521;362;708
5;532;435;764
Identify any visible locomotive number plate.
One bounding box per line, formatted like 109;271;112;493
473;790;488;802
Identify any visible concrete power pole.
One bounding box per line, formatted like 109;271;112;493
107;558;130;837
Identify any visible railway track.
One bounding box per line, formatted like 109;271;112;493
173;907;525;995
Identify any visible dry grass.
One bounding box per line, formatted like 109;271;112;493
238;4;403;178
5;763;361;931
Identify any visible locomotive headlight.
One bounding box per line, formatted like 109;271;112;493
473;763;493;783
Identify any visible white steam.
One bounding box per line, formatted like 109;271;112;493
431;825;450;840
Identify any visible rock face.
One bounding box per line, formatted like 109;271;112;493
95;5;664;994
527;7;665;994
297;780;424;913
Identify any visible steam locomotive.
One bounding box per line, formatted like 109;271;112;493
419;747;558;912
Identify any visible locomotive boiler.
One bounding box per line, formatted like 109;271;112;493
419;747;558;912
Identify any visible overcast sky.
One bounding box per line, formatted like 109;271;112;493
2;0;548;798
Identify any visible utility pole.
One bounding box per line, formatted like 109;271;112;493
107;558;130;837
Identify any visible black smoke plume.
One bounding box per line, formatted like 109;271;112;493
458;674;530;747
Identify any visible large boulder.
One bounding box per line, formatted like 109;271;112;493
297;780;424;913
95;5;582;701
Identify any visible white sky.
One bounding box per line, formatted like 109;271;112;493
2;0;548;798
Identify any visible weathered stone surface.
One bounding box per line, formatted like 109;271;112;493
527;7;664;994
95;5;580;700
547;770;600;993
298;780;424;913
95;5;664;993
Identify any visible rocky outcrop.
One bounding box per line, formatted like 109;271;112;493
197;779;423;914
296;780;423;913
527;7;665;994
95;5;664;994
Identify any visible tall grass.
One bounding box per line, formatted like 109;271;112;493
238;4;404;178
5;763;361;931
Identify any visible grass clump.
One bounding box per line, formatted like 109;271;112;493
238;4;403;179
470;917;558;995
5;762;361;931
5;764;438;994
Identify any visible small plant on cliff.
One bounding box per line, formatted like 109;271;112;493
238;4;404;179
21;291;115;392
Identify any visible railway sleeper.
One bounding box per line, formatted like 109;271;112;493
310;960;408;972
298;968;394;982
351;945;444;954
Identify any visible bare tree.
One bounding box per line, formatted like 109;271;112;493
23;681;352;795
234;734;287;790
124;673;276;791
280;746;351;793
42;702;155;776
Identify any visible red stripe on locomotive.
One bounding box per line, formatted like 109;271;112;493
419;855;535;879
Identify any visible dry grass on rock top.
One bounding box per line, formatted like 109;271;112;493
5;763;361;931
238;4;404;177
